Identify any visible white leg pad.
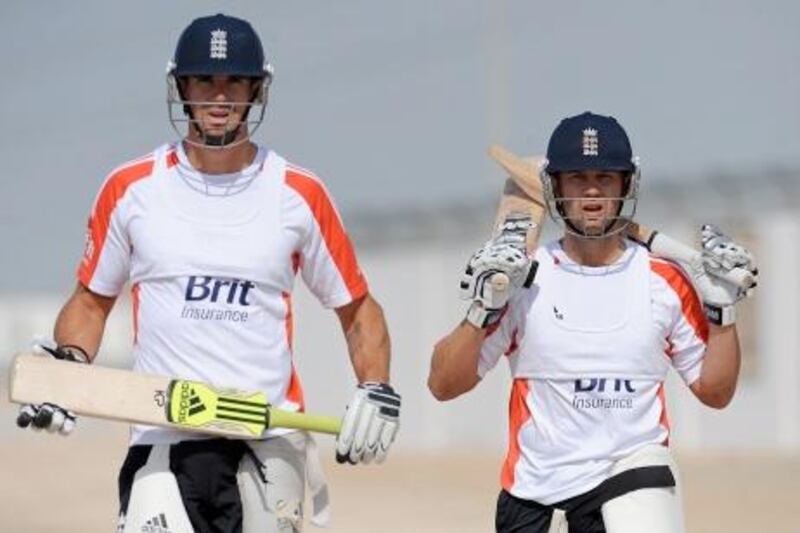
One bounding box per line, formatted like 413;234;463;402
601;445;686;533
238;432;307;533
120;445;195;533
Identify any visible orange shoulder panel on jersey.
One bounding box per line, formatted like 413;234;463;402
284;165;368;301
77;157;156;287
649;256;709;343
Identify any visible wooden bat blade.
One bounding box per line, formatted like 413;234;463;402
9;353;341;436
488;144;545;204
493;176;546;254
487;147;548;291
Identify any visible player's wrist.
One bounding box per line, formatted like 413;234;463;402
42;344;90;364
466;301;506;329
703;302;736;327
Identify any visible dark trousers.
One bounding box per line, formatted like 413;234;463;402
496;489;605;533
496;465;675;533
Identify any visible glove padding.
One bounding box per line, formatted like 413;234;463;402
687;225;758;326
701;224;758;294
336;382;400;465
16;343;87;435
460;241;537;328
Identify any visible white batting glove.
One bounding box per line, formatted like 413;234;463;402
460;241;537;328
686;225;758;326
336;382;400;465
700;224;758;290
16;343;88;436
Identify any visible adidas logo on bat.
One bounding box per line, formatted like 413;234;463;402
187;388;207;416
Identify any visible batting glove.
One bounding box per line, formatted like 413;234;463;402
336;382;400;465
16;343;88;436
460;241;537;328
686;225;758;326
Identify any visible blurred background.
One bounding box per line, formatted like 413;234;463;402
1;1;798;531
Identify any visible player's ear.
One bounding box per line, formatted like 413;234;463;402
550;173;563;197
621;172;632;195
176;77;192;117
250;79;266;103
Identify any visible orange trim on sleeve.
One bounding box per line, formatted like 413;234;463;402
286;364;306;412
77;159;154;287
658;382;670;445
501;379;532;491
650;258;709;343
282;291;305;410
131;283;141;345
282;291;294;352
285;168;367;301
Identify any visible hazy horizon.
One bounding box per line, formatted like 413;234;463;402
1;1;798;291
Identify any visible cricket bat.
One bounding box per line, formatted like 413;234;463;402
486;153;548;292
487;145;755;290
9;353;342;437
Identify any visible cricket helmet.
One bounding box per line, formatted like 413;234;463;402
540;111;641;238
166;13;274;148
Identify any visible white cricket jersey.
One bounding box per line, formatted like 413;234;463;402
78;143;368;445
479;239;708;505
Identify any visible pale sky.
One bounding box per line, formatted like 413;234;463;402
1;1;798;291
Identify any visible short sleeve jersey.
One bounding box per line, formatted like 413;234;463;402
78;143;368;445
478;240;708;504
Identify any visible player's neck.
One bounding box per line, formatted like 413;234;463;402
183;140;258;174
561;234;626;267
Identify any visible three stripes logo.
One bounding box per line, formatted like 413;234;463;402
141;513;171;533
167;380;269;436
215;394;269;427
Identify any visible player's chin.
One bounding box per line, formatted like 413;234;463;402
572;216;608;236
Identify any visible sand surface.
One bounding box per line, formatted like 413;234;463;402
0;423;797;532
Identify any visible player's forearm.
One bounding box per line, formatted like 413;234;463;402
428;322;484;401
340;294;391;383
53;283;116;362
692;324;741;408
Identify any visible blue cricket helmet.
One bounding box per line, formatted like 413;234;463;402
170;13;271;79
166;13;273;148
545;112;635;174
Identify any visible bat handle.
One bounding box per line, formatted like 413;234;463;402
718;265;754;288
267;409;342;435
490;272;510;293
647;232;754;289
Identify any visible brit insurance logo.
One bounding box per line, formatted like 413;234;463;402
572;378;636;410
180;276;255;323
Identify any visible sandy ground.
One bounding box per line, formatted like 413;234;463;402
0;421;797;533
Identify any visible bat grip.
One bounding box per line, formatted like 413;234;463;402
268;409;342;435
489;272;510;293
